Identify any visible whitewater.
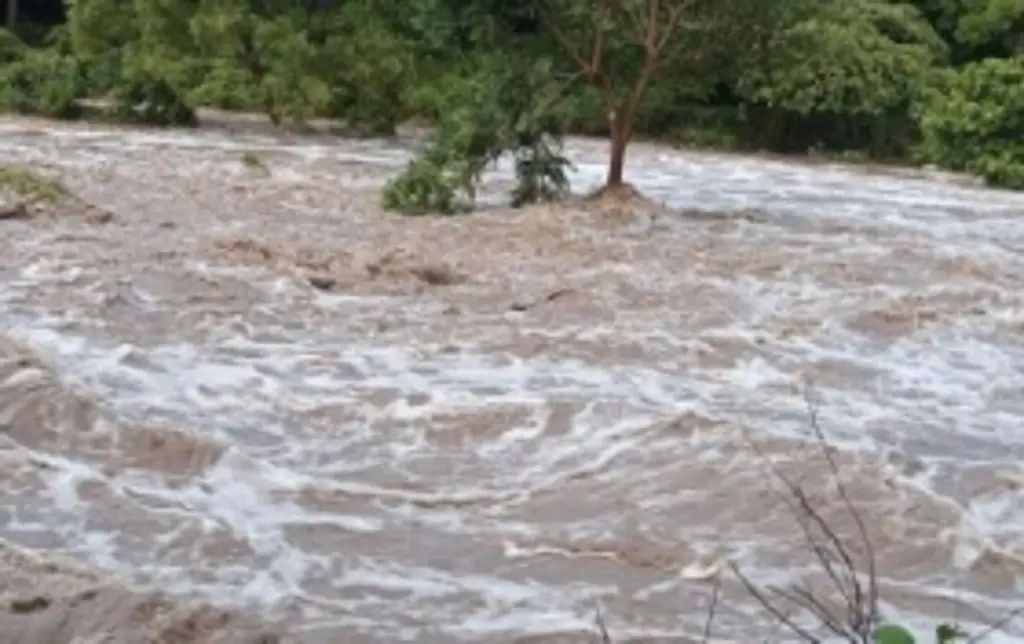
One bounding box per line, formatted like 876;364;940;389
0;115;1022;642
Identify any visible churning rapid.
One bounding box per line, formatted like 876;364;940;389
0;115;1022;643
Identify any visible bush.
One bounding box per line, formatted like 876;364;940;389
383;58;571;215
382;155;463;215
0;28;27;65
915;57;1024;188
734;0;946;157
104;44;198;127
0;48;85;119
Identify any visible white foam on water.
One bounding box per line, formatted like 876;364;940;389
1;118;1023;640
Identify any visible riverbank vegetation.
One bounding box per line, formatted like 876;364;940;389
1;0;1021;206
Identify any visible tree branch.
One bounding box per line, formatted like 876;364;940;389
591;0;611;72
732;388;883;643
536;3;592;73
536;1;617;116
730;561;824;643
746;438;860;627
701;575;722;643
656;0;699;53
803;386;879;635
609;0;648;42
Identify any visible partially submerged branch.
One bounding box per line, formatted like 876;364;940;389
733;390;880;642
588;388;1023;643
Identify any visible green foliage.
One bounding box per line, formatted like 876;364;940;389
383;57;571;215
876;623;918;644
0;164;68;202
953;0;1024;51
65;0;198;125
870;621;969;644
382;156;463;215
0;48;84;119
509;134;571;208
0;29;27;65
3;0;1023;194
313;1;415;135
936;622;968;643
0;29;84;120
916;56;1024;187
736;0;945;149
189;2;329;126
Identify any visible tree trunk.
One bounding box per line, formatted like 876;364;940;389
6;0;16;30
605;112;629;187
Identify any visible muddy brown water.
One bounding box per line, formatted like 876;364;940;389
0;115;1023;642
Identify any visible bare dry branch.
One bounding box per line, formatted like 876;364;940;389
770;585;847;638
731;385;884;643
802;386;879;636
966;607;1024;643
701;575;722;643
730;561;824;643
745;437;862;626
594;601;612;644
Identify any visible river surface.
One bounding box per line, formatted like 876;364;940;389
0;116;1023;642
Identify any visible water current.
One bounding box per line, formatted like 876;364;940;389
0;116;1023;642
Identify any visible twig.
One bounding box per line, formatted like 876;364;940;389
656;0;700;53
745;437;865;638
730;561;823;643
748;437;860;618
966;607;1024;643
802;385;879;636
701;575;722;643
770;585;847;638
731;385;881;643
594;601;612;644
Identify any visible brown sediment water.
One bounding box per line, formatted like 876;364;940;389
0;114;1023;642
0;536;283;643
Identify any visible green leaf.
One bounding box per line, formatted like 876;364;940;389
875;623;917;644
936;622;968;644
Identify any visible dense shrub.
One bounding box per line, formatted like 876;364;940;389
734;0;946;157
3;0;1022;207
0;28;26;65
915;57;1024;188
383;58;570;215
0;48;84;119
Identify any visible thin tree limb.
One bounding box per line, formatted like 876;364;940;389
701;575;722;643
732;391;886;643
590;0;609;74
730;561;823;643
771;585;849;638
608;0;648;42
535;1;617;117
746;438;859;618
536;3;593;73
966;607;1024;644
803;386;879;635
594;601;612;644
656;0;700;53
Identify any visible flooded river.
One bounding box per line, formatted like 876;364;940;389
0;116;1023;642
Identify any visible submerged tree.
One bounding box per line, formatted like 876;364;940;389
382;0;807;213
532;0;708;189
522;0;811;190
